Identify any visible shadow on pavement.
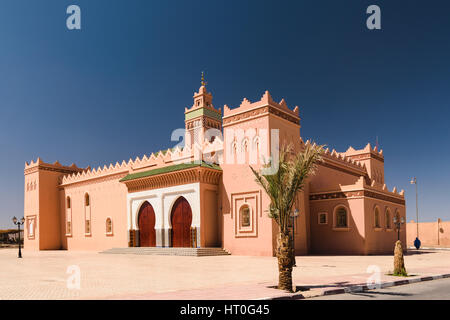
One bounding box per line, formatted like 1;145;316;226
405;250;435;256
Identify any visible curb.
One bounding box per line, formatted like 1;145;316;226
265;273;450;300
408;247;450;251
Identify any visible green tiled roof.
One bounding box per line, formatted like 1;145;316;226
185;107;222;121
120;162;222;182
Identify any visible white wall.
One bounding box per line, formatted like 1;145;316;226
127;183;201;247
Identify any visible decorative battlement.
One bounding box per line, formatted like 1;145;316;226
59;138;224;186
302;139;401;199
309;175;405;204
24;158;85;175
368;178;405;197
222;91;300;127
60;160;130;186
301;140;367;174
341;143;384;163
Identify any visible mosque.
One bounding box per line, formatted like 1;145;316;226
24;78;406;255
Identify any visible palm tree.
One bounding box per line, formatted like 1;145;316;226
250;142;324;292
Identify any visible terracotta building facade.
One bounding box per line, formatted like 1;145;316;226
24;83;406;255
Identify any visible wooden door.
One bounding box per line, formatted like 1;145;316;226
171;197;192;247
138;202;156;247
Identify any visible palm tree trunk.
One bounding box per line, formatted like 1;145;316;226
277;232;294;292
393;240;407;276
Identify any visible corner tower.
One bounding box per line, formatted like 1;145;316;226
343;144;385;184
24;159;84;250
184;73;222;148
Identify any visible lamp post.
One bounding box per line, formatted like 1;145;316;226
393;215;405;242
12;216;25;258
410;177;421;249
290;208;299;267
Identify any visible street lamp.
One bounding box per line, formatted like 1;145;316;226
410;177;421;249
393;215;405;242
290;208;299;267
12;216;25;258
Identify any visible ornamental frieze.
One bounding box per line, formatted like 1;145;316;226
348;153;384;163
363;190;405;205
124;167;222;193
24;165;83;175
309;191;363;201
223;105;299;126
309;190;405;205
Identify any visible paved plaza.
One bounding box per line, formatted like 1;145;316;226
1;248;450;299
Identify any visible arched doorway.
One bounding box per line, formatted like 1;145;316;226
138;201;156;247
171;197;192;247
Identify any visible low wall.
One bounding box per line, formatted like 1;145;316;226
407;219;450;248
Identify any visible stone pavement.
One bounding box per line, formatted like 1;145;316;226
1;248;449;300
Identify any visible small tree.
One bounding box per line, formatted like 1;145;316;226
250;142;323;292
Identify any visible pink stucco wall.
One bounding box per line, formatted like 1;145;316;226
200;183;220;247
407;220;450;248
62;175;129;251
309;198;366;254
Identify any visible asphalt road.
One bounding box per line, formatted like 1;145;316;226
310;277;450;300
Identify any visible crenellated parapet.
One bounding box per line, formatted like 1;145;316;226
301;140;367;175
59;138;224;186
223;91;300;127
366;178;405;198
310;175;405;205
25;158;85;175
341;143;384;163
303;140;403;202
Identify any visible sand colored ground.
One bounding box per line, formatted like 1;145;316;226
1;248;449;299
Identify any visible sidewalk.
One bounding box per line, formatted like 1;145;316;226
102;266;450;300
2;248;450;300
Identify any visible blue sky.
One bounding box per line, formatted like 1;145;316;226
0;0;449;228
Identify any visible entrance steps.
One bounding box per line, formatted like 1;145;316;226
100;247;231;257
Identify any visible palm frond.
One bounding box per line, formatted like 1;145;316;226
251;142;324;234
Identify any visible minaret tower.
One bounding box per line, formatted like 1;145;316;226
184;72;222;148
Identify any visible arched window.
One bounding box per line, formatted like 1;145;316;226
231;140;237;154
252;136;260;149
242;138;249;152
106;218;113;235
240;204;251;227
85;220;91;235
335;207;348;228
385;209;392;229
29;219;34;237
67;221;72;235
374;207;381;228
66;195;72;236
84;193;91;235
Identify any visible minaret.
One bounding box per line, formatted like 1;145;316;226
185;72;222;148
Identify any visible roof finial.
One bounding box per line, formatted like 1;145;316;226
201;71;207;87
